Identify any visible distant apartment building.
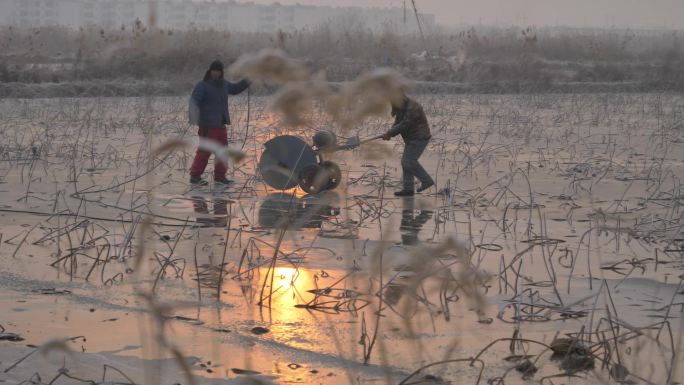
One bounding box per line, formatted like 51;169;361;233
0;0;435;34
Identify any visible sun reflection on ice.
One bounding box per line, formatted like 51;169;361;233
267;267;316;317
254;266;341;354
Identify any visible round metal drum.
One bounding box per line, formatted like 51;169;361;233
297;164;326;194
312;130;337;151
322;160;342;190
259;135;317;190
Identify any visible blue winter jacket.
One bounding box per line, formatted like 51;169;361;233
189;78;250;130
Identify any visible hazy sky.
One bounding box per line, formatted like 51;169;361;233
238;0;684;29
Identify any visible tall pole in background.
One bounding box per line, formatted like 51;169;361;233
403;0;407;24
411;0;427;51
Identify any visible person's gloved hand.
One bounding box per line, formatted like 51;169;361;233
382;132;392;141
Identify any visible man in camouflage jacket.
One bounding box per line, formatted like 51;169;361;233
382;95;435;196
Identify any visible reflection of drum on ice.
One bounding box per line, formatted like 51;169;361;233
258;131;344;194
258;191;340;229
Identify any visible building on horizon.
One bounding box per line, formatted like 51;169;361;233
0;0;436;34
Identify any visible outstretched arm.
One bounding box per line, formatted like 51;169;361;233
226;79;250;95
385;120;410;138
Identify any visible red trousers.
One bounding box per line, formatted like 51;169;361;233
189;127;228;179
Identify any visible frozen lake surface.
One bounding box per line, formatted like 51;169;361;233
1;94;683;384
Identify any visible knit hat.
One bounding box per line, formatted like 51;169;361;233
209;60;224;72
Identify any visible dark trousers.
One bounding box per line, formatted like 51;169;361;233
189;127;228;179
401;139;434;191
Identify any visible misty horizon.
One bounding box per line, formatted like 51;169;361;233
234;0;684;30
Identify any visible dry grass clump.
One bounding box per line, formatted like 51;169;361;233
267;72;329;127
229;49;411;131
228;48;309;84
327;68;412;131
153;137;246;165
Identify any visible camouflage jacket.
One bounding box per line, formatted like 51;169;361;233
387;97;431;141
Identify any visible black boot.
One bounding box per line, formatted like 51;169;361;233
394;190;414;197
190;177;208;186
417;181;434;193
215;178;233;186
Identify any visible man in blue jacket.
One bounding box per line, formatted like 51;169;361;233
189;60;250;185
